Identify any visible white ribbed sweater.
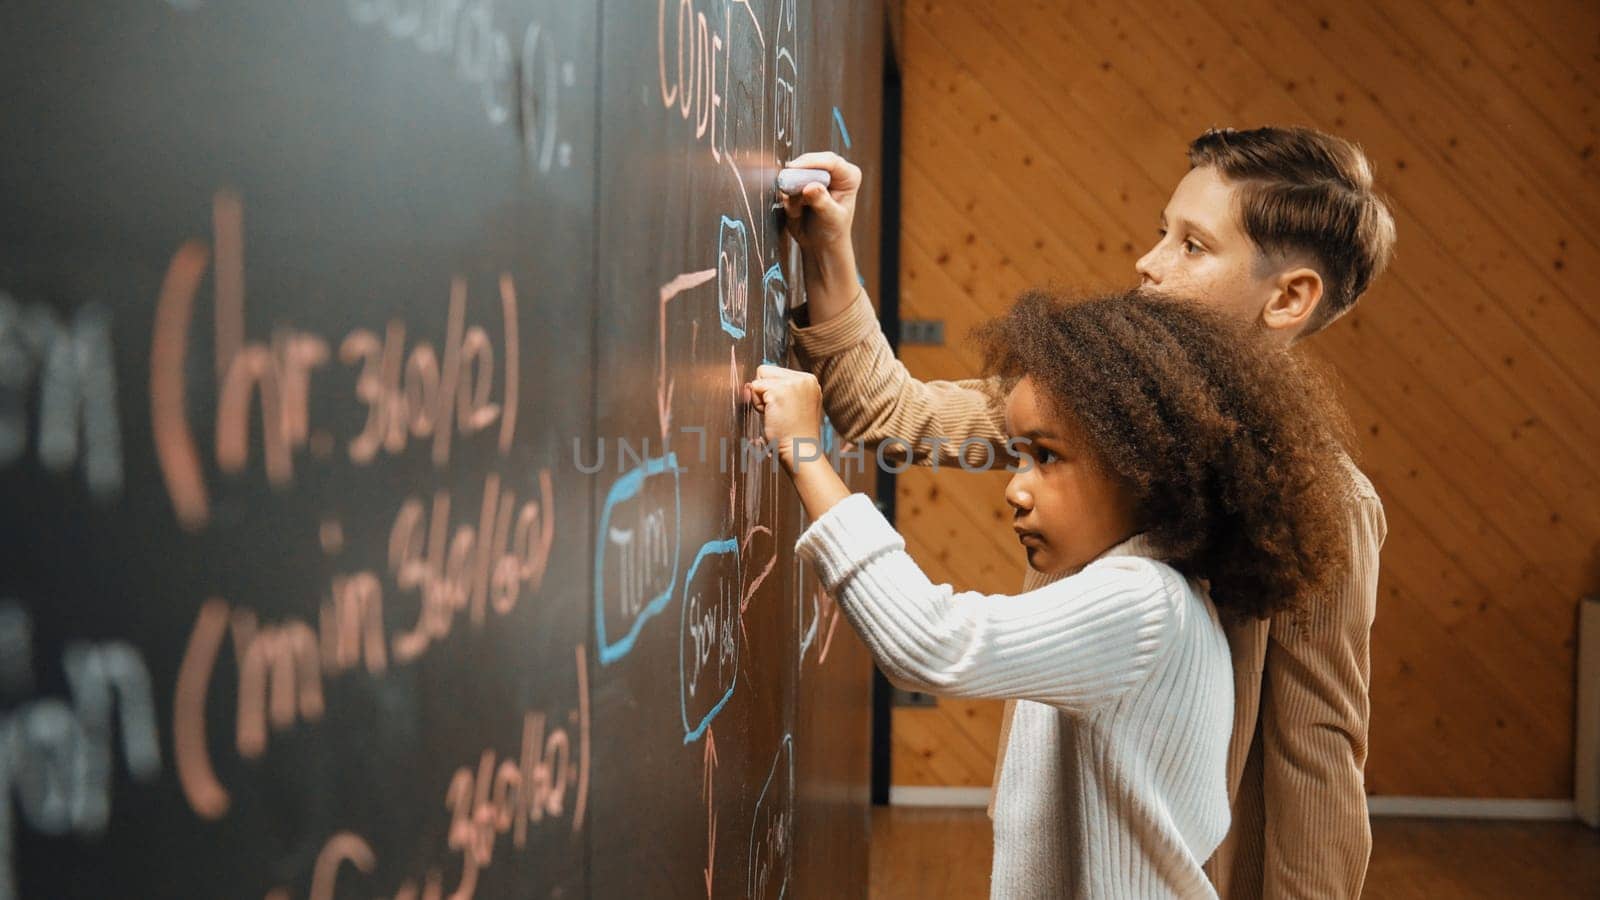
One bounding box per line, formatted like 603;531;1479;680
797;494;1233;899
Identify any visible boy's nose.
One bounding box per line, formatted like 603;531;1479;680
1135;247;1161;286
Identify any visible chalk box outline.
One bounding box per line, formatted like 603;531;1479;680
594;453;682;665
679;537;741;743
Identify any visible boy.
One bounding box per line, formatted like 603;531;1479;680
780;126;1396;898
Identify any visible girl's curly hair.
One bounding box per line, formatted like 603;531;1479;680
973;288;1355;621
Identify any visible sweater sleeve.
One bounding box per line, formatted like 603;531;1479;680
789;290;1011;469
1258;475;1386;898
796;493;1177;712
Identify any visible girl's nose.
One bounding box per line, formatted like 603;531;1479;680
1005;473;1034;514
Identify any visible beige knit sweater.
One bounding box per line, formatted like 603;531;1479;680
790;289;1388;899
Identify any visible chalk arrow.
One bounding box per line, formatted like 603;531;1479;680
657;269;718;443
704;727;720;898
740;525;775;615
818;589;843;664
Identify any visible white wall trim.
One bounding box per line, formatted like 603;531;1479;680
889;786;991;807
1365;796;1575;820
888;787;1578;821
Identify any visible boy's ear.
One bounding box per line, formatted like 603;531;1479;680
1262;266;1323;335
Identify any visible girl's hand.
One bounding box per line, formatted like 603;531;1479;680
745;364;824;472
779;151;861;254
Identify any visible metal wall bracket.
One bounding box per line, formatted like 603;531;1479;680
891;688;938;708
899;319;945;346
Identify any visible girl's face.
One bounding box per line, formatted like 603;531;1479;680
1002;377;1139;575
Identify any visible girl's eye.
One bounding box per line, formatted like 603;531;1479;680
1183;239;1203;255
1035;448;1057;465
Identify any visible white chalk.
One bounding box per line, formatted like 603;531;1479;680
776;168;831;194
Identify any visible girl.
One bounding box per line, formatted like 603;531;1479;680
746;289;1351;899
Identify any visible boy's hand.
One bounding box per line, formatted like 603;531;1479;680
745;364;824;472
779;152;862;321
779;151;861;253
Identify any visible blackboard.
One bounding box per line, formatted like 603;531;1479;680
0;1;880;897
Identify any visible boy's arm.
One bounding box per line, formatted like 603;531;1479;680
778;151;1008;467
1259;482;1386;898
790;288;1010;468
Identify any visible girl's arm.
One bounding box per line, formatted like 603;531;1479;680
748;365;1175;710
797;493;1179;712
790;455;852;524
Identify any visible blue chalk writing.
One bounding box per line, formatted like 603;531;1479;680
595;454;683;665
831;106;852;150
718;217;750;340
761;263;788;365
679;538;741;743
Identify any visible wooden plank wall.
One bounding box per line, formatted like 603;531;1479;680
887;0;1600;799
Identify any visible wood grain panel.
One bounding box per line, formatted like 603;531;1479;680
887;0;1600;798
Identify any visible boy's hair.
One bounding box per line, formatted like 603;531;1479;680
1188;126;1397;336
975;288;1353;621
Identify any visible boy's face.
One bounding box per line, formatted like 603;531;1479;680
1136;166;1285;327
1002;377;1137;575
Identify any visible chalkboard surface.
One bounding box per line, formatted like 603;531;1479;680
0;1;880;897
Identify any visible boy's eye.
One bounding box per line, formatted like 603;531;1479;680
1035;447;1057;465
1183;239;1203;255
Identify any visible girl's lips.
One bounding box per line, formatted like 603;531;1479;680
1014;530;1044;547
